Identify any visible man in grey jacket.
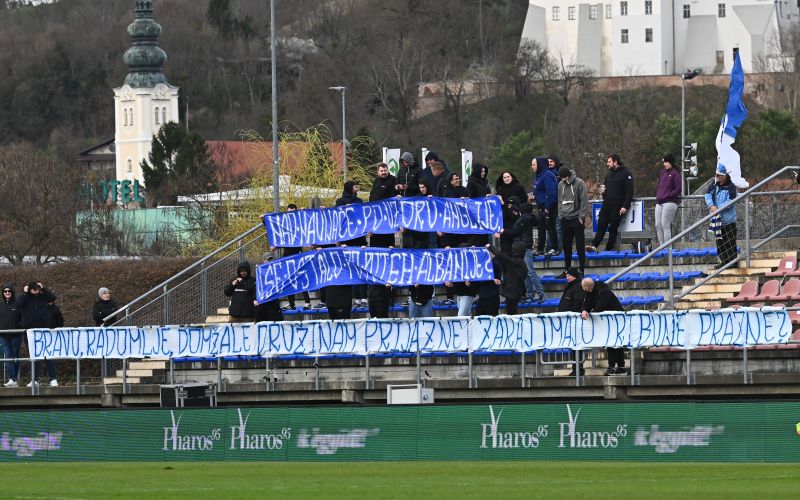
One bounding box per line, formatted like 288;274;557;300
557;167;589;278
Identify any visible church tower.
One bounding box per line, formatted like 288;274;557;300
113;0;179;186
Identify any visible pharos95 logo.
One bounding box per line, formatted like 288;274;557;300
558;404;627;449
480;405;548;449
163;411;221;451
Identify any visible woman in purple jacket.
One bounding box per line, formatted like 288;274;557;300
655;154;682;246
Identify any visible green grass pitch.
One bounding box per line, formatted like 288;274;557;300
0;461;798;499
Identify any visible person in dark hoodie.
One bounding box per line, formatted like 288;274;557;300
580;277;625;375
531;156;559;257
224;262;256;322
558;267;586;376
254;251;283;322
547;154;564;252
439;173;470;248
494;171;528;206
0;284;21;388
474;253;503;316
498;196;521;255
13;282;56;387
467;163;491;198
427;161;450;196
335;180;367;307
394;152;422;197
421;151;449;188
586;153;635;253
489;242;528;315
506;204;544;303
369;163;398;248
279;204;311;310
92;287;118;326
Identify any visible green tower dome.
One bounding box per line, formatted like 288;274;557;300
122;0;169;88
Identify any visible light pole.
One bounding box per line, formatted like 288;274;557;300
270;0;280;212
680;69;699;231
328;86;347;181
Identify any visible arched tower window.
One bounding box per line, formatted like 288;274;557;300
129;108;134;126
123;108;129;126
127;158;133;173
154;107;160;125
161;107;167;124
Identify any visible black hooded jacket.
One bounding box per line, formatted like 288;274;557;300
369;174;398;201
495;173;528;205
336;181;368;246
224;262;257;319
467;163;491;198
506;204;536;248
15;287;56;329
442;173;469;199
601;164;635;209
396;155;423;197
581;281;624;313
493;243;527;300
0;284;20;335
92;297;118;327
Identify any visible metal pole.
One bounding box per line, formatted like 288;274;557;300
270;0;280;212
680;75;686;233
520;352;525;388
341;89;347;182
30;360;36;395
162;285;169;326
416;351;421;386
76;359;81;395
667;244;675;309
468;352;474;388
365;354;371;390
201;263;208;318
686;349;691;385
314;355;320;391
744;193;751;267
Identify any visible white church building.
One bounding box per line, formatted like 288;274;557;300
521;0;800;77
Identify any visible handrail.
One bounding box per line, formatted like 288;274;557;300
674;224;800;302
606;166;800;285
103;222;265;323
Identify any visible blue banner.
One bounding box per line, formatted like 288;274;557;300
262;196;503;247
27;309;792;360
256;247;494;303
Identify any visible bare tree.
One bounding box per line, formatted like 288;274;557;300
754;24;800;112
550;52;595;106
369;42;422;145
513;39;554;100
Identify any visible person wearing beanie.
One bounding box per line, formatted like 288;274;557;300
580;277;625;375
369;163;399;249
705;164;739;269
586;154;635;253
395;152;422;197
557;167;589;278
558;267;585;376
531;156;559;257
92;287;117;327
655;154;682;246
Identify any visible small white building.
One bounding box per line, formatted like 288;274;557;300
521;0;800;77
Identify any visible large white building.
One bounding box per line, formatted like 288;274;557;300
521;0;800;76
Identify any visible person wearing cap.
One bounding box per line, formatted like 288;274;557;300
0;284;21;387
655;154;682;246
558;267;585;376
586;153;634;253
579;277;625;375
556;166;589;278
705;164;739;269
255;251;283;322
92;287;118;327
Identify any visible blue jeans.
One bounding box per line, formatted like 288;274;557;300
1;335;22;381
524;249;544;296
456;296;475;317
408;300;434;319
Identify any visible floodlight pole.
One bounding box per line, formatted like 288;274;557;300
329;86;347;182
270;0;280;212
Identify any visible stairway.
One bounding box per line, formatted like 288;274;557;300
103;359;169;385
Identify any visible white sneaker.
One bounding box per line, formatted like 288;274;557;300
49;379;58;387
26;380;39;388
5;379;17;388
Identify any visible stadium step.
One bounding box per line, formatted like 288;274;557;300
683;283;744;294
673;300;722;310
103;377;142;384
128;360;169;370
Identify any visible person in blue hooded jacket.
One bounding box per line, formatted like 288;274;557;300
704;165;738;269
531;156;559;256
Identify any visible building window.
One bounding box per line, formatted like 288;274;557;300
590;5;598;19
716;50;725;64
620;1;628;16
683;4;690;18
123;109;128;126
154;108;160;125
645;28;653;43
621;29;629;44
162;107;167;124
718;3;726;17
552;6;560;21
645;0;652;15
129;108;134;127
127;159;133;173
568;6;576;20
605;4;612;18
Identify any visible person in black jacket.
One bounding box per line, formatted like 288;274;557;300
335;180;367;307
467;163;491;198
32;301;61;387
557;267;585;376
489;242;528;315
0;284;21;387
408;283;435;318
507;203;544;303
280;204;311;310
14;282;56;388
369;163;398;249
395;152;422;197
439;173;469;248
92;287;118;327
495;171;528;206
255;251;283;322
224;262;256;322
587;154;634;252
580;277;625;375
475;255;503;316
498;196;521;255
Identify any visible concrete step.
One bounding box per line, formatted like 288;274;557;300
128;360;169;370
114;369;165;377
103;377;141;384
674;300;722;310
742;259;781;268
206;315;229;323
720;267;772;276
554;367;609;377
683;283;743;294
682;291;738;301
697;275;750;284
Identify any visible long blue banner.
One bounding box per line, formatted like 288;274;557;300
256;247;494;303
262;196;504;247
27;309;792;359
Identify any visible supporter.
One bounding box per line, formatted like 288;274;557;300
421;151;449;189
254;251;283;322
439;173;469;248
408;284;434;319
395;152;422;197
279;204;311;310
557;267;586;376
705;165;739;269
467;162;491;198
655;154;682;247
445;242;477;316
498;196;521;255
33;300;61;387
474;253;503;316
326;284;353;320
546;154;563;252
427;161;450;196
335;181;368;307
369;163;398;249
367;283;393;318
13;282;56;387
495;242;528;315
557;166;589;278
91;287;118;327
0;284;21;388
406;180;434;250
580;277;625;375
531;156;559;257
224;262;256;322
505;203;544;303
586;154;634;253
494;171;528;205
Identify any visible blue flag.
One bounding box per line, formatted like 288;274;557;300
715;51;749;188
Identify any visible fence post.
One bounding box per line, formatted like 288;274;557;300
686;348;692;385
667;245;675;309
468;352;474;389
520;352;525;388
744;194;751;268
314;355;320;391
76;359;81;395
122;358;128;395
201;263;209;319
364;354;371;390
162;285;170;326
30;359;36;395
